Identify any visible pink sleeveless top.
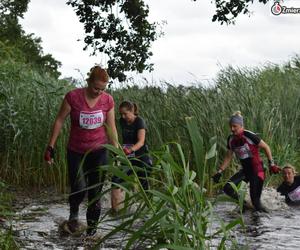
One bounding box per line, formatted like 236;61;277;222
65;88;114;153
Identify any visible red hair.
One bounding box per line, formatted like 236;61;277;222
87;66;109;83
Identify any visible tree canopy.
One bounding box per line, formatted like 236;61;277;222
0;0;30;18
68;0;271;81
0;0;62;78
2;0;271;81
211;0;269;24
67;0;158;81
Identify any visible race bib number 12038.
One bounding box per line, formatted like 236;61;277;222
79;110;104;129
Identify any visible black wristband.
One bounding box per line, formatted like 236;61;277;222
47;146;54;158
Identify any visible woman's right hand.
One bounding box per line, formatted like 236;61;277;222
269;165;281;174
44;146;55;164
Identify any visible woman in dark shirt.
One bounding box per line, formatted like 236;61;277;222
111;101;152;213
277;164;300;204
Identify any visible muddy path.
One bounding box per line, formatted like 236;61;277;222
5;187;132;250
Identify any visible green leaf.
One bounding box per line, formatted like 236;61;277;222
205;142;217;160
126;209;169;249
155;244;194;250
185;116;205;186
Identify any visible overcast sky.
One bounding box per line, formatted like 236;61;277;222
20;0;300;85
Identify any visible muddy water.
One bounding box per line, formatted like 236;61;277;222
214;187;300;250
8;188;127;250
6;187;300;250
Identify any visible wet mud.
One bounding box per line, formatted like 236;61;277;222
3;187;300;250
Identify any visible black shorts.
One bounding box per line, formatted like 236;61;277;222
112;155;152;189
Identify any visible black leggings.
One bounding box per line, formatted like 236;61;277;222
67;148;107;228
223;169;264;211
112;155;152;190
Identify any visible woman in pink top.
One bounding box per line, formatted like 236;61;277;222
44;66;118;236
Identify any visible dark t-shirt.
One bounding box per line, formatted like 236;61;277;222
277;176;300;204
227;130;263;178
120;116;148;156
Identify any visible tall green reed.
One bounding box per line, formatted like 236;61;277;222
0;60;71;191
96;117;243;249
1;55;300;190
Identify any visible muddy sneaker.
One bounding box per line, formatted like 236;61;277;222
242;201;254;212
67;219;80;233
257;205;269;213
86;227;97;236
84;230;102;242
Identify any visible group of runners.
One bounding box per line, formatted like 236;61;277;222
44;66;152;236
44;66;300;236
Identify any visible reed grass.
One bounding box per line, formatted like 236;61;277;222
2;52;300;248
0;181;18;250
95;117;244;249
0;60;72;191
1;56;300;191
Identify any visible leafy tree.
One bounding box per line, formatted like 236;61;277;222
0;0;62;78
68;0;271;81
67;0;159;81
211;0;269;24
2;0;273;80
0;0;30;18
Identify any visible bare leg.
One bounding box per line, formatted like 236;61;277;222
111;188;124;212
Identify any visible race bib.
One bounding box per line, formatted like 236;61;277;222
234;144;252;159
79;110;104;129
288;186;300;202
123;144;135;158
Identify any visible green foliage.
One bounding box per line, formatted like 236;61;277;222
0;0;62;78
0;0;30;18
211;0;269;24
66;0;272;80
67;0;159;81
0;16;62;78
1;56;300;189
97;118;243;249
0;181;18;250
0;60;72;189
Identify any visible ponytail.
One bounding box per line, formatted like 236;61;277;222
119;101;139;115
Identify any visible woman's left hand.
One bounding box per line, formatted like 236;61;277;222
123;147;132;155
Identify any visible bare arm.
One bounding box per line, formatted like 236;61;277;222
219;150;234;172
258;139;273;163
131;128;146;152
48;98;71;147
106;107;118;147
